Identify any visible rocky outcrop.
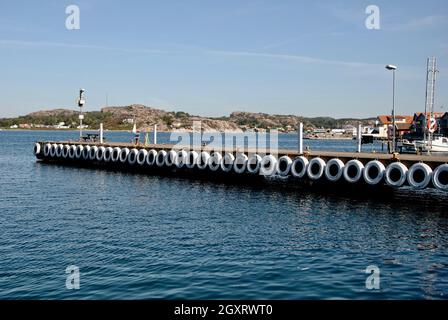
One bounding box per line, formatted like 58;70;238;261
1;104;375;132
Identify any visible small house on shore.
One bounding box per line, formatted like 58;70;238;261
376;115;413;138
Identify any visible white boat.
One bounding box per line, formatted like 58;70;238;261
415;136;448;152
398;139;418;153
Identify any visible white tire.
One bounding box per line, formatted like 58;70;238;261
69;145;77;159
276;156;292;176
156;150;167;167
136;149;148;165
385;162;408;187
75;145;84;159
432;164;448;191
50;144;58;158
407;162;432;189
34;143;42;156
55;144;64;158
33;143;42;156
325;158;345;182
82;145;91;160
103;147;113;162
291;156;309;178
247;154;262;174
111;147;121;162
175;150;188;168
197;151;210;170
307;157;326;180
260;155;277;176
63;145;71;159
89;146;98;160
363;160;386;185
165;150;178;167
56;144;64;158
234;153;248;174
208;152;222;171
128;148;138;165
34;143;42;155
44;143;52;157
343;159;364;183
95;146;105;161
61;145;69;158
185;151;199;169
220;153;235;172
146;149;157;166
119;148;130;163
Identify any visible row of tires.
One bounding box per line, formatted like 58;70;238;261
35;143;448;191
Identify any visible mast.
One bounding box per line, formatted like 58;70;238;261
424;57;438;149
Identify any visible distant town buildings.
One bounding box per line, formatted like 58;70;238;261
370;112;448;139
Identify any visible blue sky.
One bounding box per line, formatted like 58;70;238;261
0;0;447;118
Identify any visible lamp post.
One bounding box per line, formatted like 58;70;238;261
386;65;397;153
77;89;85;140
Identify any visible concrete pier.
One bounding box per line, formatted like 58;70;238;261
34;140;448;191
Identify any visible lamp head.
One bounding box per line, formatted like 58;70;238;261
385;64;397;70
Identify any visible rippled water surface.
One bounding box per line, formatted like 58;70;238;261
0;130;447;299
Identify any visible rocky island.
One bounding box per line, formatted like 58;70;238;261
0;104;375;133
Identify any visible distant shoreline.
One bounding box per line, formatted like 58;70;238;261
0;128;359;140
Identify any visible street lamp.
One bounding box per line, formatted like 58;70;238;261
77;89;85;140
386;64;397;153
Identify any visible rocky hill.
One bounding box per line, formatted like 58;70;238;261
27;109;78;117
0;104;375;132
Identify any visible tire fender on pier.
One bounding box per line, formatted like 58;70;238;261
56;144;64;158
407;162;433;189
165;150;178;167
89;146;98;160
247;154;262;174
102;147;112;162
50;144;58;158
325;158;345;182
221;153;235;172
128;148;139;165
119;148;130;163
260;155;278;176
343;159;364;184
55;144;64;158
234;153;249;174
209;152;222;171
185;151;199;169
276;156;292;177
34;143;42;156
33;143;42;156
95;146;105;161
111;147;121;162
363;160;386;185
62;145;71;159
197;151;210;170
136;149;148;165
62;144;70;159
176;150;188;168
146;149;157;166
385;162;408;187
432;164;448;191
307;157;326;180
156;150;167;167
34;142;42;156
291;156;309;178
69;145;77;159
75;145;84;159
43;143;52;157
82;145;91;160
